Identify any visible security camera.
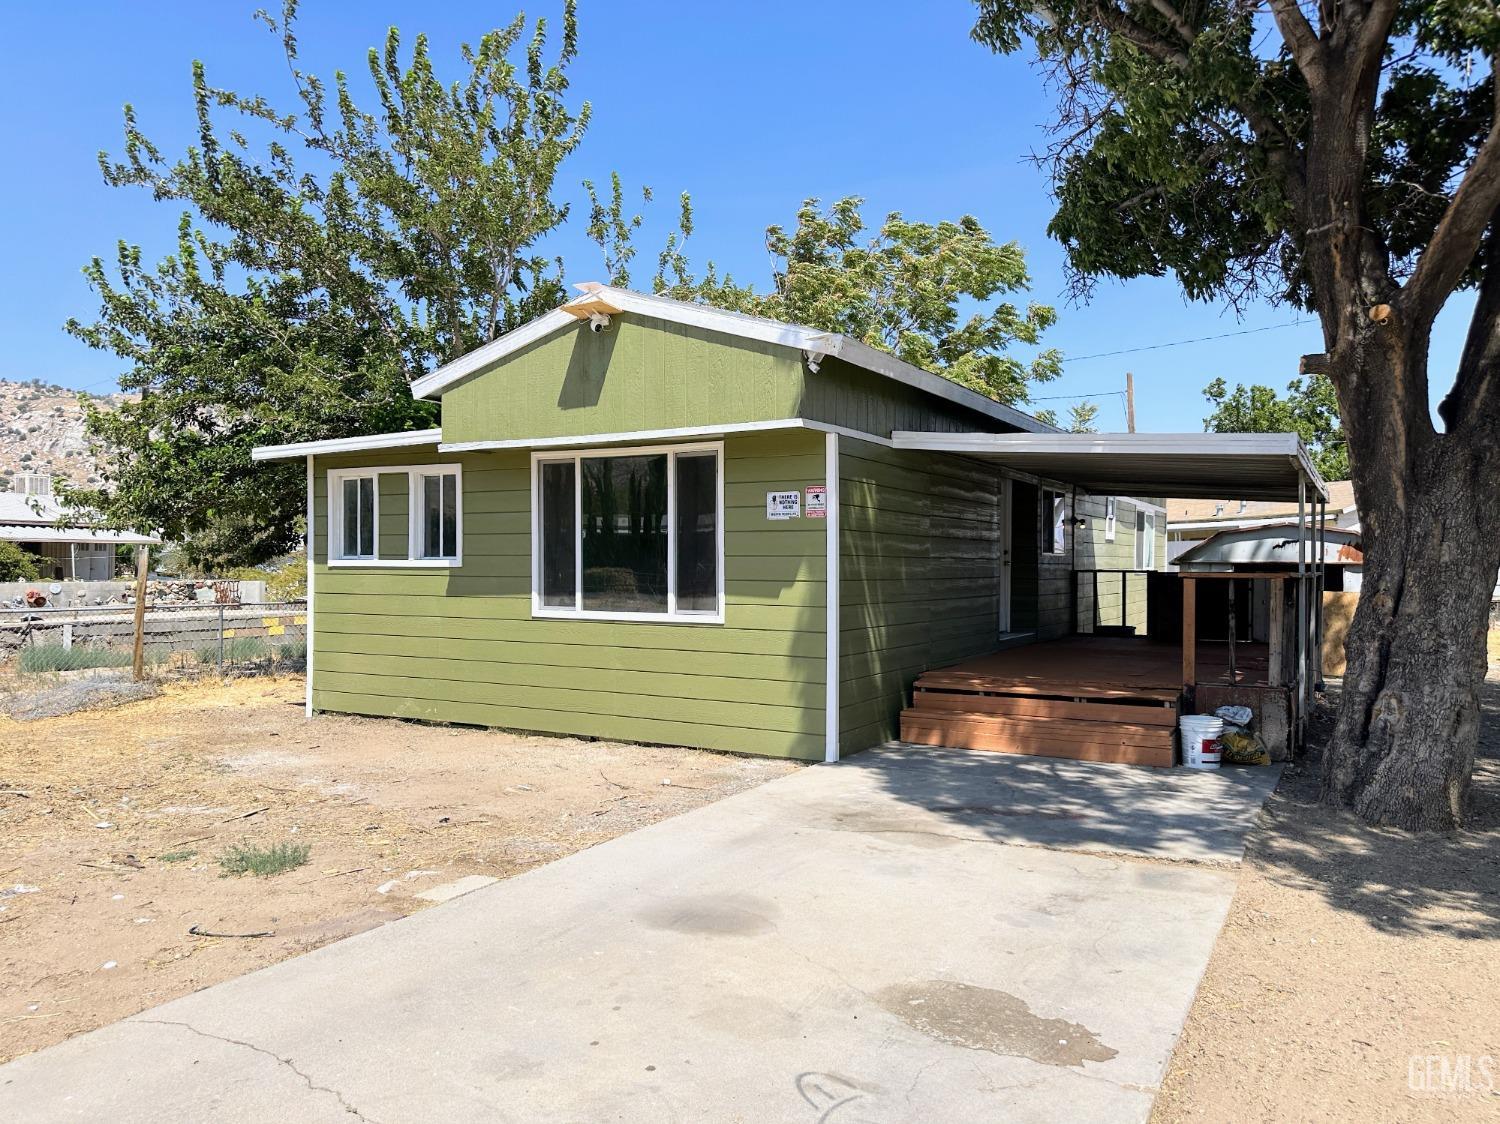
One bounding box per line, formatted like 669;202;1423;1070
588;313;611;333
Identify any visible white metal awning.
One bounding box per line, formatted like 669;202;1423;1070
890;432;1328;502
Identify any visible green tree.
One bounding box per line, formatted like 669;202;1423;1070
652;196;1063;405
1036;400;1101;433
1203;376;1348;480
0;542;41;582
974;0;1500;829
67;1;589;568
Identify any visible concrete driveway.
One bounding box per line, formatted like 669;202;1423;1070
0;747;1278;1123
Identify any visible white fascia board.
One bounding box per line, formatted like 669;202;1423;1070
251;429;443;462
440;418;813;453
893;431;1300;456
409;309;577;399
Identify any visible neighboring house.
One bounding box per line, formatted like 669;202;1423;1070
253;283;1323;764
1165;480;1357;568
0;476;158;580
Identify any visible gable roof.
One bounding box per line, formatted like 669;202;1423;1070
407;284;1056;435
1166;480;1355;526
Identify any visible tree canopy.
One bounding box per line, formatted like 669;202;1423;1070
972;0;1500;829
652;196;1063;405
67;0;588;568
1203;375;1348;480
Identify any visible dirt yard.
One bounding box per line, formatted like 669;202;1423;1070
1153;662;1500;1122
0;677;800;1063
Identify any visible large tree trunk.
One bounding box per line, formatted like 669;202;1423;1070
1321;331;1500;830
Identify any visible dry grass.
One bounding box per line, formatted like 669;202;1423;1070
0;676;799;1062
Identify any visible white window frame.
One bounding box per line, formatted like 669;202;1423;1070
326;463;463;568
1043;488;1067;555
1135;511;1157;569
531;441;725;624
1104;497;1117;542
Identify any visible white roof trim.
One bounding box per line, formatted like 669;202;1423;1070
251;429;443;462
440;418;813;453
409;309;576;399
405;284;1055;434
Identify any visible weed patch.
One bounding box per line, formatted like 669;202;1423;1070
217;840;310;878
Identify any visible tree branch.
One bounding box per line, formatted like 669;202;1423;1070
1401;106;1500;325
1439;217;1500;433
1266;0;1324;83
1135;0;1197;45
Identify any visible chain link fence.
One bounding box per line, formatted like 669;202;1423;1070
0;601;307;680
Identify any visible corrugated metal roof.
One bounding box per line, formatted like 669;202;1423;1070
0;523;159;545
1175;523;1362;567
890;432;1326;501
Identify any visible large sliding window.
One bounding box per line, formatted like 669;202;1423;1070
533;443;723;622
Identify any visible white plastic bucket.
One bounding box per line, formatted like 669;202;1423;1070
1179;715;1224;769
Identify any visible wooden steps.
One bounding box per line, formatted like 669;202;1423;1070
900;676;1181;768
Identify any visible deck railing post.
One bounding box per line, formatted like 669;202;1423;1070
1181;576;1197;706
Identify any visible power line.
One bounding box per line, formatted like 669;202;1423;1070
1064;319;1312;363
1028;389;1128;401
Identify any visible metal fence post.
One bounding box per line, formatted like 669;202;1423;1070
218;602;226;672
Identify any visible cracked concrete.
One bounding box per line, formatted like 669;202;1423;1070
135;1020;375;1123
0;745;1272;1123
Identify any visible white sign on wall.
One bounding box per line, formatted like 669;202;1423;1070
766;490;802;520
804;485;828;519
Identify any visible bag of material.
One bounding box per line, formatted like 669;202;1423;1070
1219;729;1270;766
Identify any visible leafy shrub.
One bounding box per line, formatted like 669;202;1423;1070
218;841;310;877
0;541;42;581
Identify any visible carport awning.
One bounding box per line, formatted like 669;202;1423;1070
890;432;1327;502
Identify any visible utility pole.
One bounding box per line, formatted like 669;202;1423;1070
1125;372;1136;433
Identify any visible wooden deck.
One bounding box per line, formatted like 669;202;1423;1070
899;637;1270;768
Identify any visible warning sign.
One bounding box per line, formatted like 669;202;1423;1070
765;490;801;520
805;485;828;519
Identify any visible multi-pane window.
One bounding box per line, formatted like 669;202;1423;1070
328;465;461;566
535;444;722;621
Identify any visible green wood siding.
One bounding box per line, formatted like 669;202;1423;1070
837;438;1004;753
439;314;1019;446
310;429;829;759
441;316;805;444
1072;496;1168;636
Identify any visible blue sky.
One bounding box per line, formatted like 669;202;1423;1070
0;1;1472;431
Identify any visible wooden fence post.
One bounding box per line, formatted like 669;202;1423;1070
131;546;149;681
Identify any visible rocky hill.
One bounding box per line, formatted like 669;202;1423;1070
0;378;129;492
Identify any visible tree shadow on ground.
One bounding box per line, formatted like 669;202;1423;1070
853;673;1499;940
1241;673;1500;941
846;742;1279;865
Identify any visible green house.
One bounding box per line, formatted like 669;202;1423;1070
254;284;1322;764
